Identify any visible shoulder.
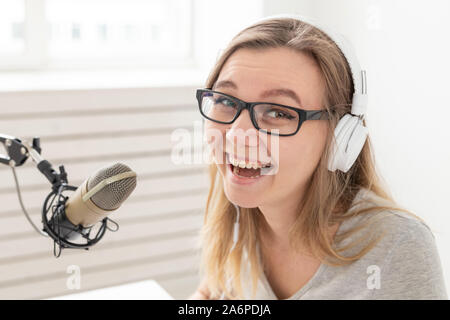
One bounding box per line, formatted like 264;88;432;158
375;209;434;245
370;210;447;299
344;187;434;245
339;189;448;299
337;206;435;264
343;188;436;258
360;189;435;248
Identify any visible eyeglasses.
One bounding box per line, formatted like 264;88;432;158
196;88;329;136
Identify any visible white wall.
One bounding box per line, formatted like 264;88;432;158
265;0;450;293
193;0;264;79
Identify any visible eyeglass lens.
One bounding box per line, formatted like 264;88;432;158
200;91;300;135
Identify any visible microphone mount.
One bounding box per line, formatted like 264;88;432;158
42;182;118;257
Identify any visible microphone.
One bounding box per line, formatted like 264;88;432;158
48;163;137;242
1;134;137;257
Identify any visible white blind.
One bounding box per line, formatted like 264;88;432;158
0;86;206;299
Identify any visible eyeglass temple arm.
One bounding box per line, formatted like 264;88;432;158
305;110;329;120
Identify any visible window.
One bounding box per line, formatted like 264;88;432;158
0;0;26;56
0;0;264;90
0;0;193;69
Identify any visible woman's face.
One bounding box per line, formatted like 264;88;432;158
205;47;329;209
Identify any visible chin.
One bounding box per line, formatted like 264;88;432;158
223;186;262;209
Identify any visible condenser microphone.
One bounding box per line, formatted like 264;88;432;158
2;135;138;257
48;163;137;241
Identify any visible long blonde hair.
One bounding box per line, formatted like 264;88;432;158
198;17;417;299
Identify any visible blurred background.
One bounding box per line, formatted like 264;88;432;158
0;0;449;299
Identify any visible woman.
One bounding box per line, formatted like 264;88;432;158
188;15;447;299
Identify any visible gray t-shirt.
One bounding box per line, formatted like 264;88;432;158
240;188;448;299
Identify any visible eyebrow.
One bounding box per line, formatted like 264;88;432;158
212;80;302;106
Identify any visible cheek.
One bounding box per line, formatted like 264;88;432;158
278;124;328;176
204;123;225;152
204;123;227;170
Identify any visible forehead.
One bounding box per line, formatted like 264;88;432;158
216;47;325;106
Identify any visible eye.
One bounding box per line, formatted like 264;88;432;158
214;96;236;108
266;109;295;120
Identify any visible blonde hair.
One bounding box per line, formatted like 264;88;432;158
198;17;418;299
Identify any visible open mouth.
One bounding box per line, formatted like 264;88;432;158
226;153;273;179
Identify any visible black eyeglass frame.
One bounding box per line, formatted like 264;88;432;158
196;88;330;136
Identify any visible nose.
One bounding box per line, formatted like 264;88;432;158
226;109;259;152
231;109;255;133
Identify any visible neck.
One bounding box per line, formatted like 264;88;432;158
258;196;341;254
258;195;304;251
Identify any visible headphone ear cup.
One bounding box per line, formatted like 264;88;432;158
328;114;353;172
343;120;368;171
328;114;368;172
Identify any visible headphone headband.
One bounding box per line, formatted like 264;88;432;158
253;14;368;117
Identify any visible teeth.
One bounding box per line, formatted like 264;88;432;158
228;155;240;167
228;153;271;169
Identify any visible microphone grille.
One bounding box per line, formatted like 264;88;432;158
87;163;137;210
